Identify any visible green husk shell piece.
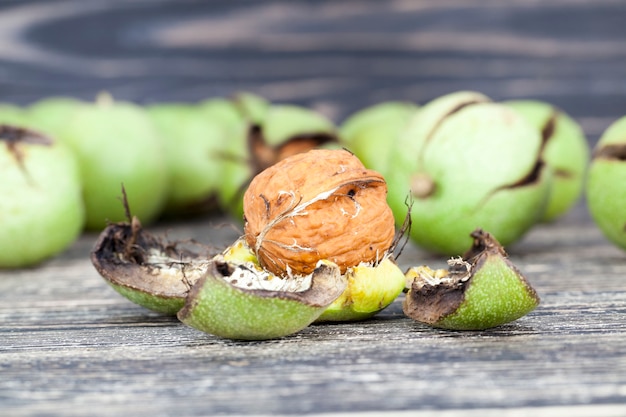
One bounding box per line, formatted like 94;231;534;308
178;256;346;341
90;216;213;315
403;229;540;330
316;257;406;322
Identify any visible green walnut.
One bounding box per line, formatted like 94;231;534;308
60;94;168;230
231;91;269;124
28;97;83;139
386;91;551;255
0;125;84;268
505;100;589;221
587;116;626;250
148;102;231;216
403;229;540;330
195;96;252;213
340;101;418;177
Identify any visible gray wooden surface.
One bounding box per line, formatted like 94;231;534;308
2;1;626;416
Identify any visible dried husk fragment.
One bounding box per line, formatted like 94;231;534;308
243;149;395;277
91;216;213;315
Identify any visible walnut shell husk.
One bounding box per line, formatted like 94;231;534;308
243;149;395;277
178;241;347;340
90;217;213;315
403;229;540;330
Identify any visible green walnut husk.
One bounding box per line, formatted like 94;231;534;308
340;101;418;177
586;115;626;250
91;215;213;315
59;93;169;230
505;100;589;222
92;224;348;340
178;239;347;340
216;102;340;220
316;256;406;322
215;238;405;323
386;91;551;255
1;125;84;268
403;229;540;330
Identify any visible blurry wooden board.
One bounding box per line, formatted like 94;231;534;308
1;0;626;416
1;0;625;142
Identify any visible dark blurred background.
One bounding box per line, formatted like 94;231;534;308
1;0;625;145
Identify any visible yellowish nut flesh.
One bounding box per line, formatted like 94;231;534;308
316;257;406;322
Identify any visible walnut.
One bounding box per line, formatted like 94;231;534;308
243;149;395;276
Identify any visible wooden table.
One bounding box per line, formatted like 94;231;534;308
2;1;626;416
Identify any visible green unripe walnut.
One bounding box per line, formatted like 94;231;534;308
148;102;229;216
386;91;550;255
232;91;269;124
0;126;84;268
587;116;626;250
28;97;83;139
61;94;168;230
505;100;589;222
195;97;252;216
340;101;418;177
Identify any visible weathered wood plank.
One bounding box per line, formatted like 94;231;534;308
2;206;626;416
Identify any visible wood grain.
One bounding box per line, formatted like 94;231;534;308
1;1;626;416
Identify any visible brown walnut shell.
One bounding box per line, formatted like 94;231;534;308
243;149;395;277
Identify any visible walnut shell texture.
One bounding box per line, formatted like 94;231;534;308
243;149;395;276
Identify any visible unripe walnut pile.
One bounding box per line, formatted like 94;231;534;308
243;149;395;277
